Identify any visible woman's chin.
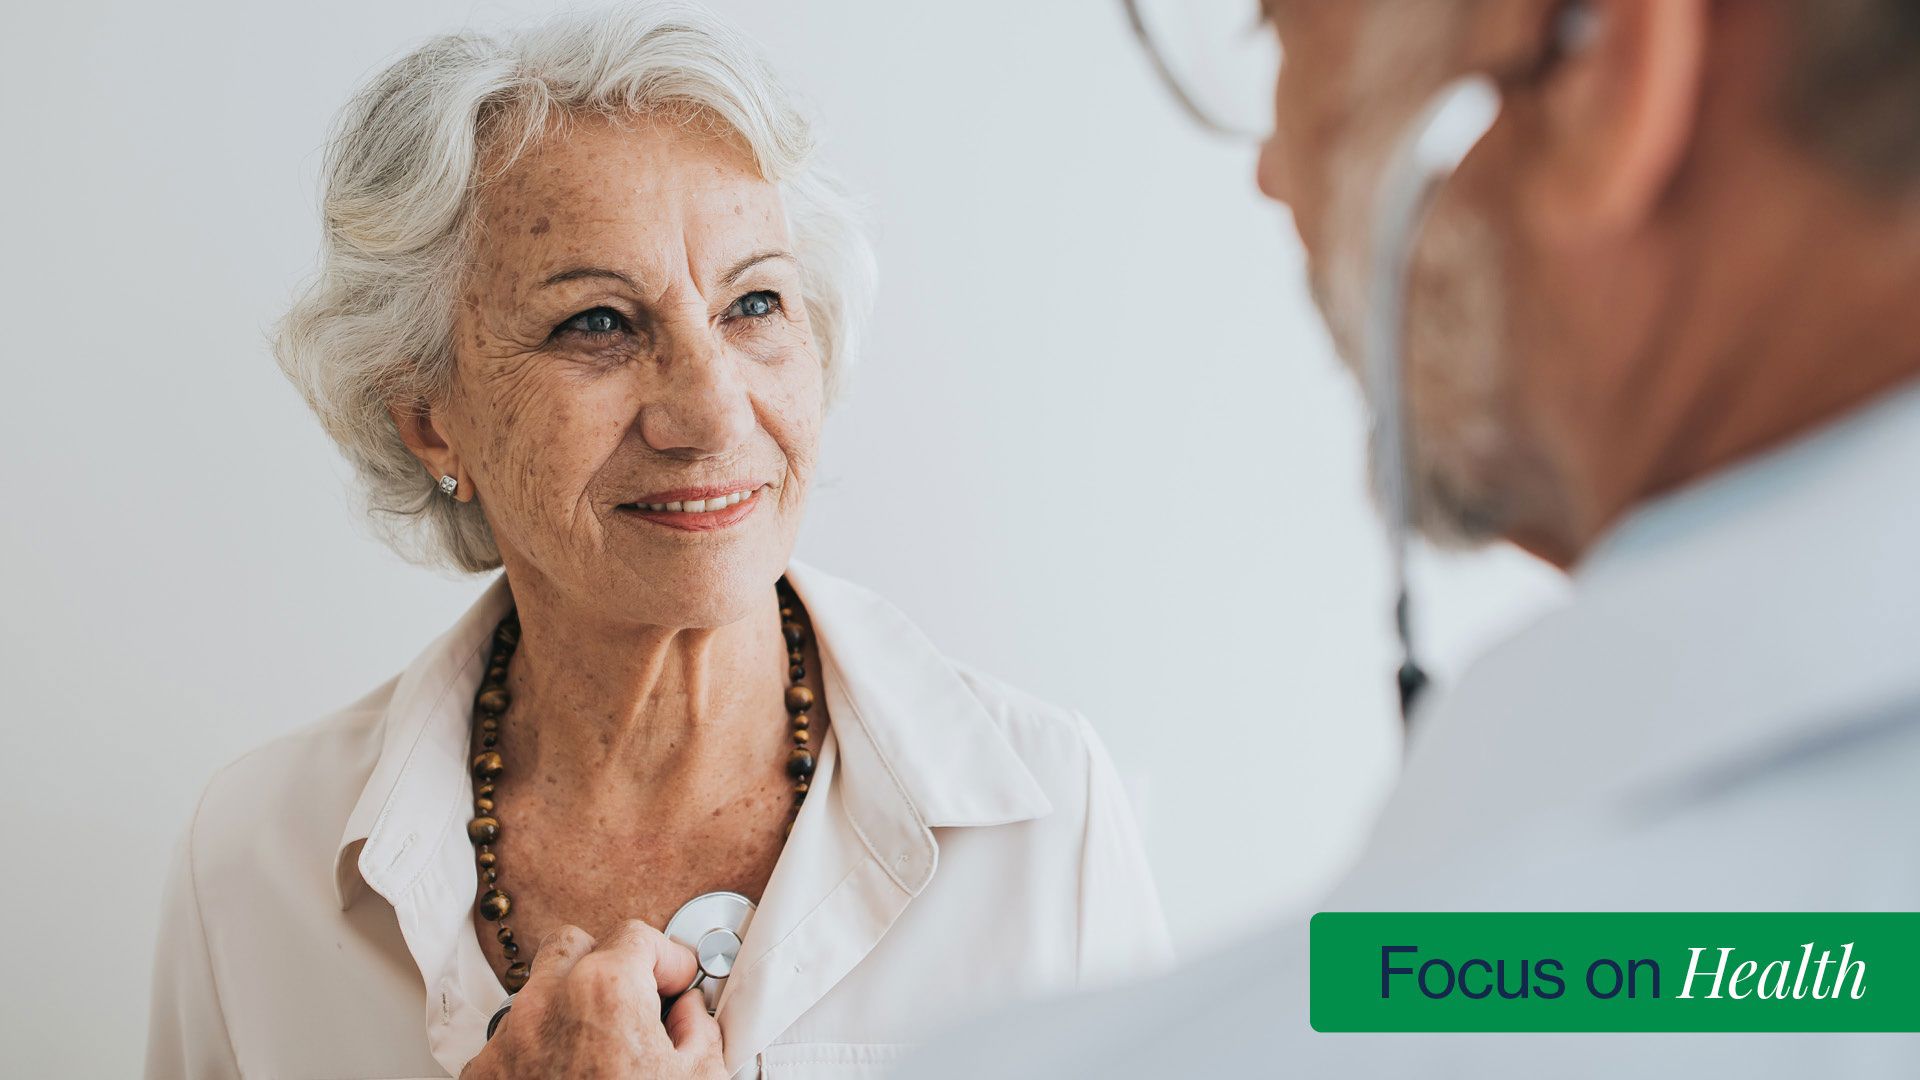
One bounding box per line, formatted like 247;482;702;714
572;541;789;630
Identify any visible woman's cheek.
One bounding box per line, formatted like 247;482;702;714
779;387;825;471
475;385;587;554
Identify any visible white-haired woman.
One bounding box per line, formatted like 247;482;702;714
142;5;1169;1078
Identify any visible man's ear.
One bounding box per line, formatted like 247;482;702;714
390;397;470;502
1517;0;1709;244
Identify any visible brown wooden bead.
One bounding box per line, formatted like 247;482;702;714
467;817;500;845
793;781;809;797
505;962;530;990
792;727;810;744
495;619;520;647
487;665;507;682
479;889;512;921
785;685;815;714
480;717;498;732
475;796;494;813
786;747;815;778
476;688;511;715
502;939;519;957
484;868;497;884
788;664;805;681
477;783;494;798
497;926;515;944
480;733;497;749
471;751;504;781
477;851;496;868
782;621;805;645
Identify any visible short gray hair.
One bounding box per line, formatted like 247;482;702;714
276;2;876;573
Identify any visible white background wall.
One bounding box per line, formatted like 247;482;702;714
0;1;1564;1073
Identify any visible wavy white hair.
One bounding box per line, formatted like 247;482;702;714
276;2;875;573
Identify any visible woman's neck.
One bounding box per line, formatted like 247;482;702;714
496;581;791;819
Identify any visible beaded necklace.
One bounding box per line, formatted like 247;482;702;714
465;577;818;991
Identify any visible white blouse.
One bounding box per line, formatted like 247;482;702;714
144;561;1172;1079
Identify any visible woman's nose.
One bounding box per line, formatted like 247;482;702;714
637;337;755;457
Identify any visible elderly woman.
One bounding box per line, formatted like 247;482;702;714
142;5;1169;1078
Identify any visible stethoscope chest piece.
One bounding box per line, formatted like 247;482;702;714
485;890;756;1041
664;890;755;1012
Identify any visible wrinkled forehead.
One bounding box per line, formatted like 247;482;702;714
468;110;791;281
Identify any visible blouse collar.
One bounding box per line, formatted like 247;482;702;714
328;560;1053;1074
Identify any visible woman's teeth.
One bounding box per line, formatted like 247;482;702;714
636;488;758;513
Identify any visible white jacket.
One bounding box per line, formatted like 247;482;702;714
908;380;1920;1077
145;561;1172;1079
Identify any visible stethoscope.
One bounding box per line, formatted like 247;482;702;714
486;890;756;1039
1368;3;1599;726
664;890;756;1010
1363;74;1502;723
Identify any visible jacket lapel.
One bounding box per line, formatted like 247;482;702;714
714;563;1053;1072
714;730;917;1075
339;575;516;1076
333;563;1053;1075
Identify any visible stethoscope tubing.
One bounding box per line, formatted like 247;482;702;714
1363;75;1502;726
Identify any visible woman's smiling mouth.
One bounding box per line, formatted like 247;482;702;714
617;483;769;531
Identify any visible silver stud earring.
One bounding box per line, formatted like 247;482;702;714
439;474;459;497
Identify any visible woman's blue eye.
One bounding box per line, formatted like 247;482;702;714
560;307;625;336
729;291;781;320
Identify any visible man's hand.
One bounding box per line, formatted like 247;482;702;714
461;920;726;1079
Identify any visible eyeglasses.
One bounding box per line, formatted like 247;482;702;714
1121;0;1283;140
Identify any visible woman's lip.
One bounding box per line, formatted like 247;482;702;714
617;488;764;532
630;481;770;505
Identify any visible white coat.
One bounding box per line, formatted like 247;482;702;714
908;383;1920;1077
145;561;1172;1079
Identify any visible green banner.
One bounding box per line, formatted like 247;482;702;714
1310;912;1920;1032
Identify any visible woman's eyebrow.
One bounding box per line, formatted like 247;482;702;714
540;266;641;290
538;254;791;291
719;249;795;286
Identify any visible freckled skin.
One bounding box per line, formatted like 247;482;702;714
397;112;831;985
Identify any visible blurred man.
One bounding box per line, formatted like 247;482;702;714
909;0;1920;1074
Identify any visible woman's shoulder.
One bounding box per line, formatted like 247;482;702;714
944;658;1107;776
937;658;1153;856
177;676;398;881
788;561;1114;789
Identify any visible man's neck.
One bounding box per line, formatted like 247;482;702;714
1546;180;1920;568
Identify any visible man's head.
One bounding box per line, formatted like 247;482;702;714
1255;0;1920;566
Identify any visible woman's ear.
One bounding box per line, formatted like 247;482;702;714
390;397;469;501
1517;0;1709;244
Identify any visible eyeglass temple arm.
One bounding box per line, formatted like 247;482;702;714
1118;0;1254;138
